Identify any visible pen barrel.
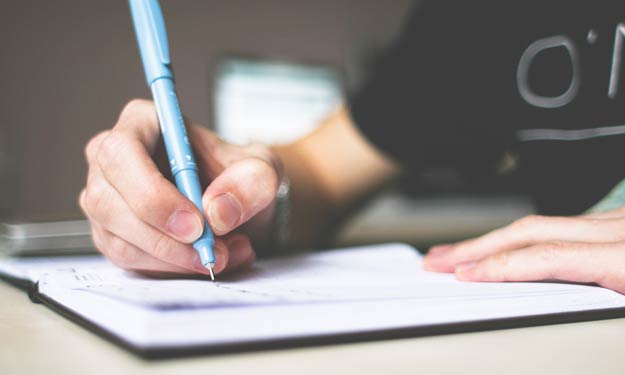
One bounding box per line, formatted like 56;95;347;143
151;78;215;263
151;78;203;216
175;169;215;264
173;169;204;217
151;78;198;176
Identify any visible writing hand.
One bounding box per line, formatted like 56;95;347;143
80;100;281;276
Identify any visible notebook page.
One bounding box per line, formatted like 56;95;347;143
37;243;625;349
42;244;447;308
0;255;110;283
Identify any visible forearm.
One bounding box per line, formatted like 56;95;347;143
272;142;333;248
272;107;400;248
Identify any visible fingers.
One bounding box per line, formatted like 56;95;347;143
221;233;257;271
202;157;280;235
82;99;267;276
113;99;161;152
89;107;205;245
189;127;283;236
187;125;283;236
187;126;283;180
454;241;625;293
424;215;625;272
80;173;217;275
91;224;255;276
83;187;255;276
91;224;196;275
583;205;625;219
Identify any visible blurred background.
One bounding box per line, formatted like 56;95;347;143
0;0;533;250
0;0;413;219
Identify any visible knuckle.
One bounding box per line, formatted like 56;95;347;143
85;130;111;163
83;180;112;218
514;214;544;228
246;142;272;160
485;252;510;281
107;237;139;269
490;251;510;268
247;143;283;177
244;158;279;214
130;173;168;220
96;131;128;170
249;157;280;194
540;242;564;262
120;98;152;118
149;233;174;261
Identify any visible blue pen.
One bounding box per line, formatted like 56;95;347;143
129;0;216;280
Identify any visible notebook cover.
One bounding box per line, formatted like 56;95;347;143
28;281;625;360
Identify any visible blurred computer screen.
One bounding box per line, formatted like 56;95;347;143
214;58;343;145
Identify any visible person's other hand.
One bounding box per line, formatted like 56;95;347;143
424;207;625;293
80;99;282;276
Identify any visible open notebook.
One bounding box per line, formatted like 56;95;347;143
2;243;625;357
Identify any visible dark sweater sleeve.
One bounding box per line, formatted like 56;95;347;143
349;0;513;178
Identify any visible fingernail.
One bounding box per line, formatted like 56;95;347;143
168;210;203;242
208;194;241;233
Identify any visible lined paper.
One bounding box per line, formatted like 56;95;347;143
32;243;625;349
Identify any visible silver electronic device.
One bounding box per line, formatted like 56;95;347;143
0;220;96;257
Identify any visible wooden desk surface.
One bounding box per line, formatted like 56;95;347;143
1;282;624;374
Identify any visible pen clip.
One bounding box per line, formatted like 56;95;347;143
142;0;170;65
129;0;173;84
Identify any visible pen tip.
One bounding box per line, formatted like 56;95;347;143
208;266;215;282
